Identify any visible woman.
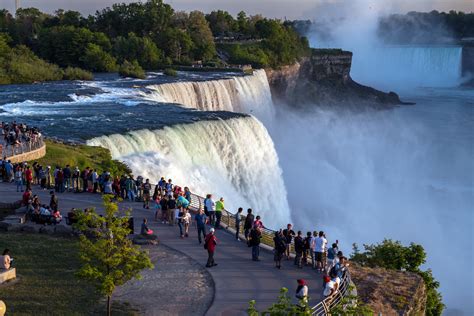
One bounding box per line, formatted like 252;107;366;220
141;218;153;235
273;230;286;269
52;209;62;225
1;249;12;270
295;279;308;306
182;209;191;237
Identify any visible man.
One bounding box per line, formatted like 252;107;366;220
315;231;328;272
25;166;33;191
142;179;152;209
63;165;71;192
49;191;58;211
243;208;254;240
215;197;225;229
72;167;80;192
235;207;243;241
195;208;207;244
303;231;313;267
205;194;215;226
294;231;304;268
160;195;169;224
282;224;295;260
167;195;177;226
14;166;23;192
204;228;218;268
249;226;262;261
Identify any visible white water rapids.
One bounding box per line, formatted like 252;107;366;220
87;116;291;228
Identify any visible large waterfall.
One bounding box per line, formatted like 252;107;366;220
351;46;463;89
87;116;291;227
142;69;274;121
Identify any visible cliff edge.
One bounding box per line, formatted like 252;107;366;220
266;49;402;109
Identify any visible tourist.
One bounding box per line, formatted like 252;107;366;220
235;207;243;240
204;228;217;268
195;208;207;244
91;169;99;193
295;279;308;305
63;165;71;192
49;191;58;211
182;208;191;237
176;194;190;211
249;225;262;261
177;208;185;238
126;176;136;201
310;231;318;268
0;249;12;270
323;275;335;298
104;176;113;195
205;194;216;226
329;269;341;294
72;167;80;192
52;209;62;224
215;197;225;228
167;194;177;226
39;165;46;189
160;195;169;224
165;179;173;196
294;231;304;268
243;208;254;240
25;165;33;191
14;166;23;192
303;231;313;267
282;224;295;260
253;215;264;229
273;230;286;269
141;218;153;235
331;254;349;279
142;179;152;209
158;177;166;192
315;231;328;272
81;167;90;192
184;186;192;204
326;243;339;273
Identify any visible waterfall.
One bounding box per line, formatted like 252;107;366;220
87;116;291;228
142;69;274;121
351;46;463;89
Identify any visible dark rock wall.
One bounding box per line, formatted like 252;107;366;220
462;47;474;76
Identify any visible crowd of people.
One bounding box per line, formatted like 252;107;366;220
1;152;348;306
0;121;42;152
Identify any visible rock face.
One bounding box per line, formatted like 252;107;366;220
349;264;426;315
265;49;402;109
462;46;474;77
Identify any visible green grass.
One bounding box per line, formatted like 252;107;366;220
0;233;102;315
37;140;131;175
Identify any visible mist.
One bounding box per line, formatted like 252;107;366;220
307;0;466;90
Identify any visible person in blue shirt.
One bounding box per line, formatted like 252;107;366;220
195;208;207;244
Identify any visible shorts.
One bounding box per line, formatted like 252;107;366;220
315;252;323;262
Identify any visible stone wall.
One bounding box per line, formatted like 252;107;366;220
6;144;46;163
462;47;474;76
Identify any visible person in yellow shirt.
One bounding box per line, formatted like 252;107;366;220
215;197;225;229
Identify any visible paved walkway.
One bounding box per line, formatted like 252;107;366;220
0;182;323;315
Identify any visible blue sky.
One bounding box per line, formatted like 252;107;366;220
1;0;473;18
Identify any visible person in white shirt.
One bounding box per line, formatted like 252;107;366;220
204;194;216;225
295;279;308;305
323;276;336;298
314;231;328;272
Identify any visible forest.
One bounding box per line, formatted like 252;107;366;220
0;0;310;84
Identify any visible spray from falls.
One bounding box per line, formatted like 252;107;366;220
87;116;291;228
142;69;274;121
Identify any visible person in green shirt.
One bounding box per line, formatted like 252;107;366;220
215;197;225;229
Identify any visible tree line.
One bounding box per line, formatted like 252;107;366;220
0;0;310;84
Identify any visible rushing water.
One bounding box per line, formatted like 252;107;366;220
1;68;472;314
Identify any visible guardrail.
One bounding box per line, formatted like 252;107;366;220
184;190;352;315
0;136;45;159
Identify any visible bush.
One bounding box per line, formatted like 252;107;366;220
63;67;94;81
163;68;177;76
118;60;146;79
80;43;117;72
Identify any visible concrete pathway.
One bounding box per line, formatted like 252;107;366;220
0;182;323;315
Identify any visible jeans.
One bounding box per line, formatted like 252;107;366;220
252;245;260;260
235;222;241;239
244;228;251;240
294;251;303;268
65;178;71;191
197;226;206;243
208;211;215;226
206;250;215;267
310;249;315;268
128;190;135;201
16;179;23;192
178;221;184;236
215;211;222;228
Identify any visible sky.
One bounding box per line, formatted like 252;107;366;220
1;0;473;19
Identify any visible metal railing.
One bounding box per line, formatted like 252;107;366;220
183;190;352;315
0;135;44;159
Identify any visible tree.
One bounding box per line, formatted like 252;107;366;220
187;11;216;61
206;10;236;36
118;59;145;79
113;33;162;69
81;43;117;72
248;287;312;315
74;196;153;316
160;27;192;63
351;239;444;316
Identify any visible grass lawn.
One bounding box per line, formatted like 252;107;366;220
0;233;135;315
37;140;131;176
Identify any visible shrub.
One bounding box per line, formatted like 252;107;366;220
63;67;94;81
118;60;146;79
163;68;177;76
81;43;117;72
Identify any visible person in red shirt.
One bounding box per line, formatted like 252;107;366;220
25;166;33;191
204;228;218;268
22;189;32;206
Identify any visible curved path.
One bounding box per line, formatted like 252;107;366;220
0;183;323;315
